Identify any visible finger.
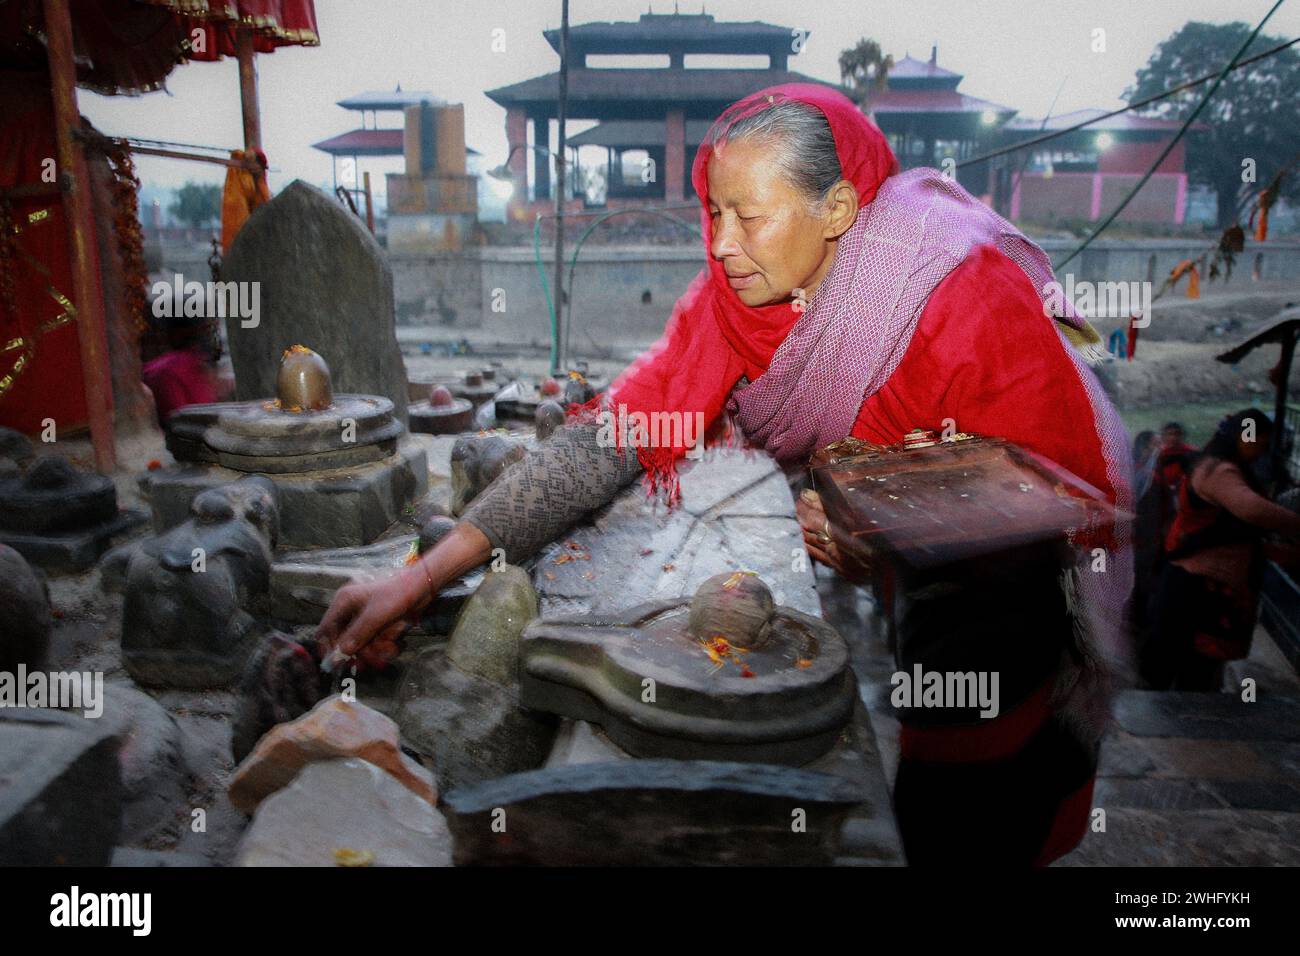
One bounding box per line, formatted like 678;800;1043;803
315;588;359;648
795;500;827;536
359;621;405;670
802;536;836;567
335;606;387;658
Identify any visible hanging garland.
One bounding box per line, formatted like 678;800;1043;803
82;129;149;334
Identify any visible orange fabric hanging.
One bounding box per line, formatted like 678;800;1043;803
1251;189;1274;242
1169;259;1200;299
221;149;271;253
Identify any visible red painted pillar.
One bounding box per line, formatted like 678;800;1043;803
42;0;116;472
665;109;685;203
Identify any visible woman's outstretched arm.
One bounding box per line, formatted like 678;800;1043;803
316;422;644;665
460;420;645;563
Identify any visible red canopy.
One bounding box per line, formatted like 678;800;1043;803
140;0;319;61
0;0;318;95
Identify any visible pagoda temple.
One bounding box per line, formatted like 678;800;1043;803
485;11;842;215
867;47;1016;198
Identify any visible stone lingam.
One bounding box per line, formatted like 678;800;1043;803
520;571;857;766
149;346;427;550
409;384;475;436
0;456;147;573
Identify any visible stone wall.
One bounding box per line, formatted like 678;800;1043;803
156;236;1300;349
391;245;709;347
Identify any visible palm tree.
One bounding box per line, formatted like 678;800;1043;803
838;39;893;110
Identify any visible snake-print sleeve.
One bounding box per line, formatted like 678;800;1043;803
459;423;645;564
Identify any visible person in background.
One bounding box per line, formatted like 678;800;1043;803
1143;409;1300;690
1157;421;1195;495
141;314;223;427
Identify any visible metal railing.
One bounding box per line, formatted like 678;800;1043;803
1282;403;1300;485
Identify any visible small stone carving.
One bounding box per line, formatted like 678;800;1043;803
0;545;51;673
534;399;566;441
449;434;525;517
409;384;475;435
121;476;279;688
688;571;776;650
397;566;557;793
0;457;146;573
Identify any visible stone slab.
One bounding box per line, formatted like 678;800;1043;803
533;446;819;618
1112;690;1300;741
441;758;866;866
0;709;122;866
147;439;428;550
1057;809;1300;867
268;535;480;630
235;757;452;866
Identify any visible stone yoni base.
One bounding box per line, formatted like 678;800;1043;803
0;509;147;574
147;439;428;550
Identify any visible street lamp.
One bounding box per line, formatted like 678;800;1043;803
486;141;573;372
487;0;570;373
486;143;568;195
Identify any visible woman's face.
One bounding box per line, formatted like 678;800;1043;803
706;138;850;308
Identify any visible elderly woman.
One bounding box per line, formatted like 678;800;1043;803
318;84;1132;866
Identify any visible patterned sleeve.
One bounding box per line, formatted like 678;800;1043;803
459;422;645;563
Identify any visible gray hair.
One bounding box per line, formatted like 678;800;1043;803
709;98;843;213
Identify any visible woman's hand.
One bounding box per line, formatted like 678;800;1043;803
315;521;493;671
315;566;426;671
797;488;872;584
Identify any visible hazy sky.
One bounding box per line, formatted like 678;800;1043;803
80;0;1300;196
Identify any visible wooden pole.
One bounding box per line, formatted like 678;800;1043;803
363;171;375;234
553;0;569;374
41;0;116;472
236;29;262;153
